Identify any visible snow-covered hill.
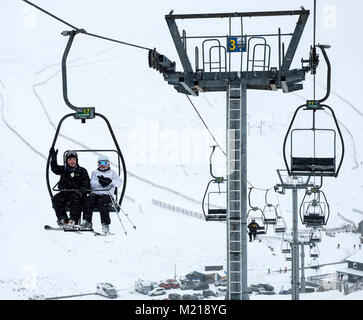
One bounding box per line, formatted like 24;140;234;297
1;0;363;300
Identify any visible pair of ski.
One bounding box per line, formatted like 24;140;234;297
44;224;114;236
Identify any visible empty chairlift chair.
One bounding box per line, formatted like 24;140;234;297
262;189;278;225
274;215;287;234
281;240;292;255
309;243;320;259
300;188;330;228
309;229;322;244
283;45;344;179
283;106;344;178
204;186;227;221
202;146;227;222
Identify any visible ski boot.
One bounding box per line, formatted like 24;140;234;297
64;219;79;230
57;218;68;227
80;220;93;230
102;224;111;235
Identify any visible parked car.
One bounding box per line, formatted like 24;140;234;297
193;282;209;291
181;294;195;300
202;289;217;298
279;289;291;295
135;280;159;295
192;293;204;300
215;278;227;287
250;283;274;294
216;287;227;295
181;282;196;290
168;293;182;300
148;287;166;297
159;279;180;289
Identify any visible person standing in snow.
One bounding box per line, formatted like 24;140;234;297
50;148;90;226
247;219;260;242
81;155;122;234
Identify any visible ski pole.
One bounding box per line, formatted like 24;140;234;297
120;207;137;229
108;193;127;235
107;191;136;229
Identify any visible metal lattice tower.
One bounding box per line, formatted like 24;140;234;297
226;83;248;299
275;170;314;300
150;8;312;300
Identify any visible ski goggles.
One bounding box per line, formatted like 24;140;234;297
98;160;109;166
66;151;78;158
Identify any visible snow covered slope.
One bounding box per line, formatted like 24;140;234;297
0;0;363;300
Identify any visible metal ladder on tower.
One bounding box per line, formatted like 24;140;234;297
227;83;243;300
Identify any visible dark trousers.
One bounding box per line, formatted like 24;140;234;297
248;230;257;241
83;193;111;225
52;192;82;223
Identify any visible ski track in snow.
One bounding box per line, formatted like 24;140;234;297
0;83;47;160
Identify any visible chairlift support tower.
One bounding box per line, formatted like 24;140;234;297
275;170;315;300
150;9;311;300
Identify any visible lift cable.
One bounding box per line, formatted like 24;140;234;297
185;95;278;192
313;0;317;100
312;0;317;186
185;95;226;157
22;0;153;52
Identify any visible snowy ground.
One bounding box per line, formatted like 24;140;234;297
1;0;363;301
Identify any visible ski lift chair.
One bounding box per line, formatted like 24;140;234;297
289;128;338;177
205;189;227;221
281;240;291;254
51;150;122;214
309;258;320;270
300;188;330;228
202;146;227;222
309;229;322;244
247;208;267;235
283;45;345;179
262;189;278;225
309;244;320;259
274;216;287;234
46;29;127;220
263;204;278;225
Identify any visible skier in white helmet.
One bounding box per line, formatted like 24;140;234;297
81;155;122;234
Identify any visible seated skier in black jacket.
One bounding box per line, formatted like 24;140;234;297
50;148;90;226
248;219;260;242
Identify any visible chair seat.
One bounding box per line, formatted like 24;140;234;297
274;227;286;233
206;215;226;222
64;201;116;213
304;214;325;226
264;219;277;225
208;209;227;215
291;157;335;173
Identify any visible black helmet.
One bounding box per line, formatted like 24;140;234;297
65;150;78;161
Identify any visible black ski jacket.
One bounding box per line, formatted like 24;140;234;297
51;158;90;191
248;222;260;231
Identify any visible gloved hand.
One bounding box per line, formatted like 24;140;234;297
49;147;58;160
98;175;112;187
79;186;89;195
